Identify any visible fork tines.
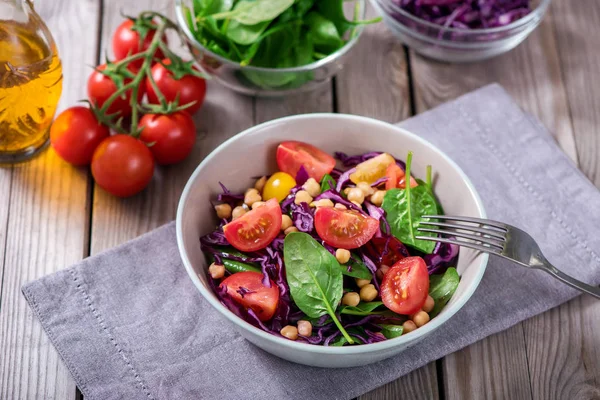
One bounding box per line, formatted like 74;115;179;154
415;215;507;255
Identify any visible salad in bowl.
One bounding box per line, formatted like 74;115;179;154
201;141;460;346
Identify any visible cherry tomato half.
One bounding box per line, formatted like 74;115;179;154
223;198;282;252
262;172;296;202
220;271;279;321
50;106;109;166
381;257;429;315
276;141;336;182
385;164;418;190
369;236;410;267
112;19;166;69
87;64;145;116
349;153;395;185
139;112;196;165
146;59;207;115
91;135;155;197
314;207;379;249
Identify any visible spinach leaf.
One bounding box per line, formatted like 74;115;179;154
380;324;403;339
341;255;373;280
212;0;294;25
305;12;344;53
382;152;438;254
320;173;336;193
226;20;270;45
194;0;233;16
316;0;352;36
428;267;460;318
284;232;354;344
340;301;384;316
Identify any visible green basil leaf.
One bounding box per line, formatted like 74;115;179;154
320;173;336;193
341;256;372;280
284;232;354;343
305;12;344;53
428;267;460;318
382;152;438;254
340;301;384;316
380;324;404;339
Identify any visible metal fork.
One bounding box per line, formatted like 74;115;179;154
416;215;600;299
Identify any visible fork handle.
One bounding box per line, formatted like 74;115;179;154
543;265;600;299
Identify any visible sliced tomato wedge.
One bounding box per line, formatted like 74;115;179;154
223;198;282;252
370;236;410;267
220;272;279;321
385;163;418;190
314;207;379;249
381;257;429;315
276;141;336;181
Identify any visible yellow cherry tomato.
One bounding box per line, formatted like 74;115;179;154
262;172;296;202
349;153;395;185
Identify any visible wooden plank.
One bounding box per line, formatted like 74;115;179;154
90;0;254;254
408;8;580;400
0;170;11;305
336;4;442;399
0;0;100;398
551;0;600;184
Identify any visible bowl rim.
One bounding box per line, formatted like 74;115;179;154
176;113;489;355
374;0;551;35
174;0;366;73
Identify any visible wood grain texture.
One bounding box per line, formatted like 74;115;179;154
443;325;532;400
89;0;254;255
551;0;600;184
0;0;100;397
0;168;11;304
411;10;578;163
359;363;440;400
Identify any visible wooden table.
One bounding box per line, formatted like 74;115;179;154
1;0;599;398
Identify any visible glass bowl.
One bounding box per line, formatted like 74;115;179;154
174;0;366;97
372;0;551;63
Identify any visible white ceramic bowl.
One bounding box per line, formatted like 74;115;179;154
177;114;488;368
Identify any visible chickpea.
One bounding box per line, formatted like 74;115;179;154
231;206;247;220
280;325;299;340
254;176;267;192
347;187;365;204
284;226;299;235
334;203;347;210
208;263;225;279
402;320;417;334
297;320;313;337
294;190;313;205
311;199;334;208
357;182;374;196
214;203;232;219
335;248;351;264
412;311;430;327
422;295;435;313
342;292;360;307
355;278;371;288
244;188;262;207
251;201;266;210
351;201;362;207
370;190;386;206
281;214;293;231
302;178;321;198
343;188;351;195
376;264;390;280
360;284;378;302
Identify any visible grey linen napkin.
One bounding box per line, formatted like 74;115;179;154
22;84;600;400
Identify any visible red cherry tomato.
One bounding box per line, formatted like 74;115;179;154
146;59;207;115
381;257;429;315
112;19;166;69
91;135;155;197
314;207;379;249
139;112;196;165
87;64;145;116
385;164;418;190
50;106;109;166
223;198;282;252
220;272;280;321
276;141;336;181
369;236;409;267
